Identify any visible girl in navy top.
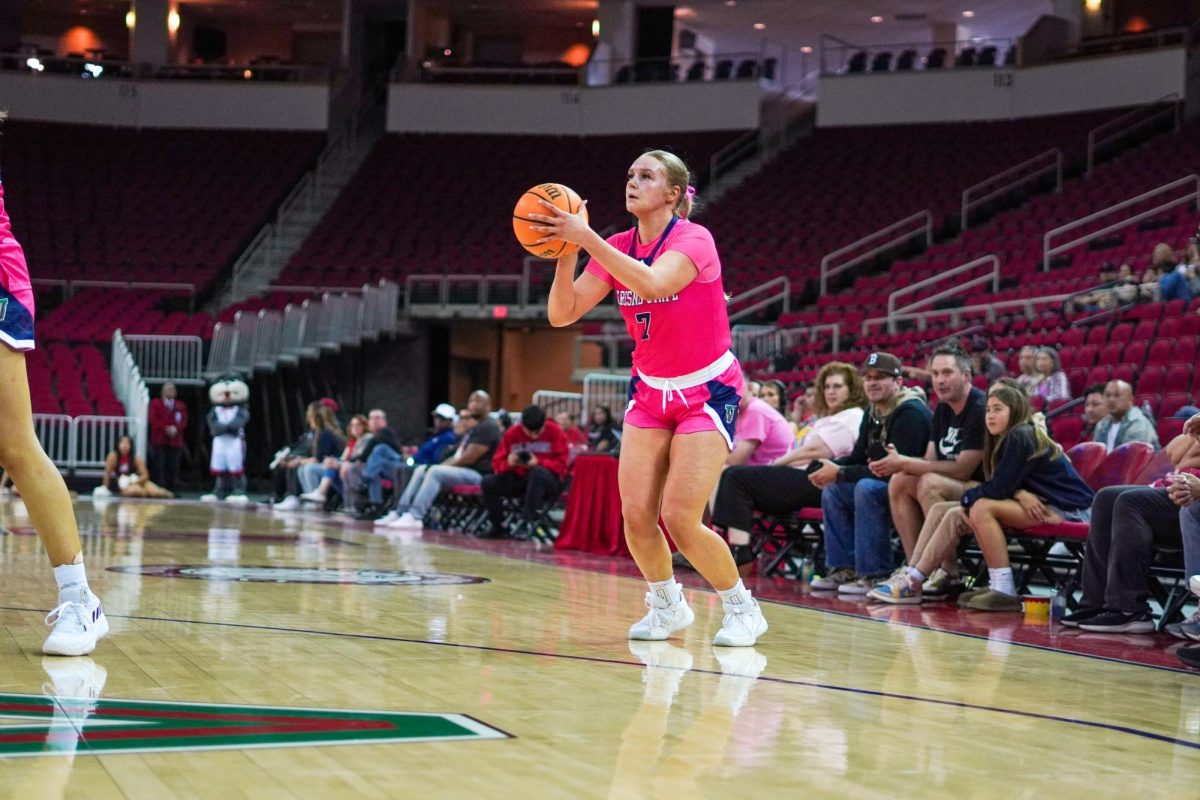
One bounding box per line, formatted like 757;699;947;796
871;381;1093;609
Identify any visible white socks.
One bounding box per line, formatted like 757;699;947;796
717;579;753;609
988;567;1016;596
648;577;683;605
54;562;89;604
906;566;926;583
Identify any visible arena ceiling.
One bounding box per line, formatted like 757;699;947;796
33;0;1059;49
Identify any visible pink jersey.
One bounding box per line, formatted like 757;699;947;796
0;182;36;350
586;217;731;378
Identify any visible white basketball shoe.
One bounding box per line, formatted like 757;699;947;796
43;586;109;657
629;584;694;641
713;595;768;647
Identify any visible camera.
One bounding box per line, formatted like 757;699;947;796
516;450;533;464
867;441;888;461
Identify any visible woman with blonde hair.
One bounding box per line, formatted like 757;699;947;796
534;148;768;645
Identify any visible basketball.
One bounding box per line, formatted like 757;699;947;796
512;183;587;259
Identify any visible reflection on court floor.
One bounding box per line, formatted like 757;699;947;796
0;498;1195;797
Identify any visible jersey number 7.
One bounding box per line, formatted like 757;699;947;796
634;311;651;341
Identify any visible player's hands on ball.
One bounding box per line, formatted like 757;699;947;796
531;199;590;245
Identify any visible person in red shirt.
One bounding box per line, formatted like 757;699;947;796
148;382;188;493
555;411;590;448
481;405;568;539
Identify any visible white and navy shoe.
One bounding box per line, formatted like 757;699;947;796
43;587;109;657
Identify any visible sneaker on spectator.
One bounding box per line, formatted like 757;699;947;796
1191;575;1200;596
225;494;249;504
868;572;922;604
389;512;423;529
273;495;300;511
630;588;694;641
1179;644;1200;669
921;568;963;600
300;490;327;504
956;586;991;607
839;574;885;595
810;567;856;591
1164;607;1200;641
375;510;400;527
1078;609;1156;633
961;589;1023;612
1060;606;1106;628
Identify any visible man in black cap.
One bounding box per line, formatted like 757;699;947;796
479;405;569;539
808;352;933;593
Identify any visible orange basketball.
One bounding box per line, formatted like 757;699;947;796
512;183;587;259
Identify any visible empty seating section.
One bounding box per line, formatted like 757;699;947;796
4;122;322;292
27;343;123;416
4;121;320;415
704;110;1116;298
280;131;746;289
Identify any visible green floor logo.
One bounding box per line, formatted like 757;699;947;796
0;694;508;757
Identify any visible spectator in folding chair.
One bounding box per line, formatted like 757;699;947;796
377;408;476;525
1080;383;1108;443
712;361;866;573
479;405;568;539
346;409;402;520
372;404;460;522
1165;472;1200;641
1093;380;1160;450
556;412;590;448
300;413;368;508
271;402;343;511
587;405;620;453
877;343;985;600
385;408;501;529
1060;430;1200;632
807;352;933;594
869;381;1093;608
790;383;818;439
756;380;788;417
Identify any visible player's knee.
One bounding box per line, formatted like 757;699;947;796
0;432;43;471
622;500;659;533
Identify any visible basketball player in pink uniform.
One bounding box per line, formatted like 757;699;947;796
534;149;767;646
0;114;108;655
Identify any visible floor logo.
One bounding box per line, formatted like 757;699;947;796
108;564;489;585
0;694;508;758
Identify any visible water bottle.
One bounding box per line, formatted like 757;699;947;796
799;557;815;587
1050;584;1069;622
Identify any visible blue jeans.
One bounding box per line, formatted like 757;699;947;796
396;464;429;511
364;445;403;505
821;478;895;577
1181;501;1200;580
404;465;483;521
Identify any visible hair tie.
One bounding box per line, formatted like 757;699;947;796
686;185;697;199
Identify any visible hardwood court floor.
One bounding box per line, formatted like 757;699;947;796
0;497;1196;798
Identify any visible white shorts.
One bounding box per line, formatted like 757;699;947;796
210;435;245;476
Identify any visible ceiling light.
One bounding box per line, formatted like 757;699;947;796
168;8;180;33
801;46;813;54
753;22;765;30
591;18;600;37
26;57;45;72
1085;0;1102;10
725;0;736;6
870;16;884;24
125;8;135;29
962;10;975;18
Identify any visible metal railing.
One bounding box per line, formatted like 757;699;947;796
122;335;205;386
205;281;399;379
881;255;1001;335
1049;27;1190;62
1087;94;1182;173
732;325;778;364
863;292;1073;335
32;413;144;473
820;211;933;296
734;323;841;366
729;277;790;323
776;324;842;358
1;52;331;82
29;279;196;309
961;149;1063;230
582;373;631;421
1042;175;1200;271
110;330;149;459
532;391;584;419
820;34;1016;75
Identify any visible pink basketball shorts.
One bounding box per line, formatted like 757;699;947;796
624;352;743;449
